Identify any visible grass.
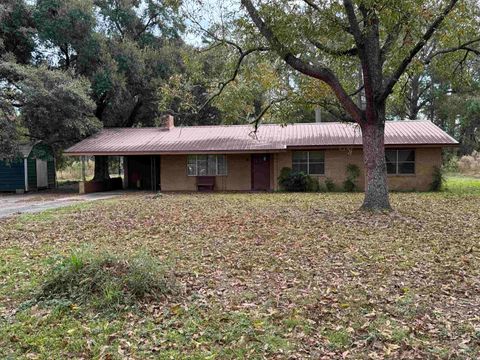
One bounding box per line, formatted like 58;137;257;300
36;250;177;310
445;174;480;194
15;201;96;223
0;186;479;359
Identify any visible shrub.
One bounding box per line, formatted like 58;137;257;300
324;178;336;192
278;167;292;188
306;176;320;192
316;181;327;192
278;167;319;192
443;154;459;173
37;250;177;310
343;164;361;192
430;166;445;191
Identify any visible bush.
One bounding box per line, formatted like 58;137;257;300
37;250;177;310
306;175;320;192
430;166;445;191
278;167;292;188
443;153;459;173
278;167;319;192
324;178;336;192
317;181;327;192
343;164;361;192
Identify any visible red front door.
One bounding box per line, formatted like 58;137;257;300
251;154;271;191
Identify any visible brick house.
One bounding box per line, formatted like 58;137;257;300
64;116;457;192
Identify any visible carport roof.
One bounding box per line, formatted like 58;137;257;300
64;120;458;155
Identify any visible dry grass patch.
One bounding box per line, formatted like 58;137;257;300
0;191;479;359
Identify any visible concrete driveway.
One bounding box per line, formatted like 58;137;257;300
0;191;123;219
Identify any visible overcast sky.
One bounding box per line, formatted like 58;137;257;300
181;0;241;46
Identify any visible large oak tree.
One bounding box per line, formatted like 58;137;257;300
239;0;480;210
33;0;185;179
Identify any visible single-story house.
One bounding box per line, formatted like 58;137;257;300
64;116;458;192
0;142;56;192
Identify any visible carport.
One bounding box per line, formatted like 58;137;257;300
76;154;161;194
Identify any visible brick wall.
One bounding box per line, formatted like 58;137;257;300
160;155;196;191
272;147;442;191
159;147;442;192
160;154;251;191
216;154;251;191
387;147;442;191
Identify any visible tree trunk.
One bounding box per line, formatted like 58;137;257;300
360;121;391;211
407;74;420;120
93;156;110;181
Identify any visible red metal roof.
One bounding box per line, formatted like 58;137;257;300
64;120;458;155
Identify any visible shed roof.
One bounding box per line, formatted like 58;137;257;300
18;144;34;157
64;120;458;156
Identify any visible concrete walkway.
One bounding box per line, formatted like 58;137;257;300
0;192;123;219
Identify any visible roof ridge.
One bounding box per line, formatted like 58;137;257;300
100;119;433;131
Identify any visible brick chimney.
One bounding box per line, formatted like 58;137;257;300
162;114;174;129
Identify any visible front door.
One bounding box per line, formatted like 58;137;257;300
251;154;270;191
36;159;48;188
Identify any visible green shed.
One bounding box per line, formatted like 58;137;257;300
0;142;56;192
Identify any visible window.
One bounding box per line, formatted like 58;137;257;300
292;151;325;175
187;155;227;176
385;149;415;174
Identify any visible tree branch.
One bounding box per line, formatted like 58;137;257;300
197;42;223;53
302;98;355;122
134;12;160;40
348;85;364;98
187;15;243;53
249;96;288;135
60;43;70;69
305;2;353;35
309;39;358;56
380;13;411;64
187;12;272;113
198;46;269;112
380;0;459;103
114;20;125;38
343;0;364;45
302;0;320;12
241;0;363;123
452;50;470;75
425;37;480;63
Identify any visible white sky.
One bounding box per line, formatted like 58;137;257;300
181;0;241;46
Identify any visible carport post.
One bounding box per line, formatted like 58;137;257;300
81;156;86;182
24;157;29;192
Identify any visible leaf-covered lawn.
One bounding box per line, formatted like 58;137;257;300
0;191;479;359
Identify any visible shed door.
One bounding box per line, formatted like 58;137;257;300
36;159;48;188
251;154;271;191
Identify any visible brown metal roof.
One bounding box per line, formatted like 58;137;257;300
64;120;458;155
